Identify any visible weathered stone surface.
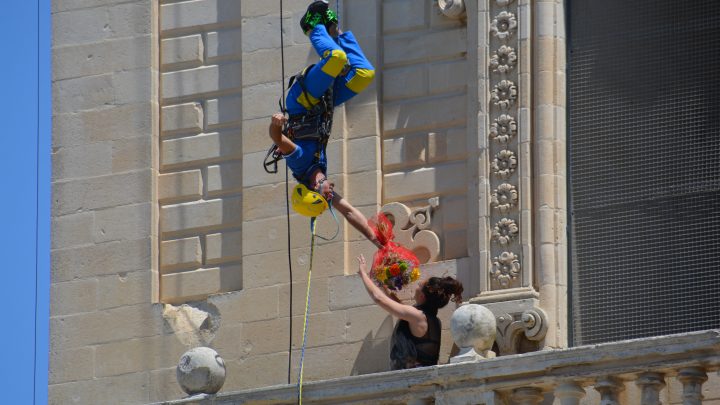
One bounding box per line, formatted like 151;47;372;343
205;230;242;265
49;346;95;384
208;285;279;324
206;161;243;196
96;270;151;310
161;0;241;32
51;211;95;249
383;28;466;65
206;28;242;61
160;266;242;302
162;103;203;135
95;335;188;378
50;279;98;316
383;161;467;200
53;103;152;148
176;347;226;395
161;237;202;271
161;35;203;67
206;96;242;129
160;197;242;235
158;170;203;203
161;131;242;168
93;203;151;243
162;63;242;101
111;136;151;173
54;36;151;80
52;238;151;282
52;169;152;216
328;275;374;310
53;2;151;47
49;372;150;405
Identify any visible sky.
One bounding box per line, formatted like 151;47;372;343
0;1;51;404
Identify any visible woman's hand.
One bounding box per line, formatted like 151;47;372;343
356;254;368;275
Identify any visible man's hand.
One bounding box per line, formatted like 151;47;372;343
271;112;287;129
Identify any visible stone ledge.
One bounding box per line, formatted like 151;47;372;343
150;330;720;404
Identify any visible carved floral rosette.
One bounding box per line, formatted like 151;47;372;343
488;0;521;290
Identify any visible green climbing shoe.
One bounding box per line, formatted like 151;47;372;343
300;1;329;35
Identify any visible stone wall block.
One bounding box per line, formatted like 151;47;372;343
160;196;242;235
52;142;113;180
242;46;313;86
345;0;379;36
383;65;427;101
49;371;150;405
52;0;140;13
208;286;279;324
428;128;467;162
161;0;242;32
52;211;95;249
279;279;331;318
382;0;426;33
112;136;151;173
242;183;292;220
241;214;313;255
345;306;395;342
206;96;242;129
52;74;114;114
383;134;427;167
51;304;165;350
205;230;243;265
242;149;288;188
383;162;467;200
52;238;151;282
344;171;381;207
241;15;283;52
161;35;203;67
162;63;242;101
225;353;288;391
54;103;152;147
49;347;95;384
149;368;186;403
161;237;202;272
54;35;152;80
50;279;98;316
161;131;242;169
207;161;243;196
346;103;379;138
206;28;242;61
112;69;153;105
160;265;242;302
241;117;273;154
231;318;285;357
97;270;151;310
162;103;203;135
383;28;466;65
241;82;282;120
383;94;466;134
53;2;150;47
428;59;468;94
94;203;152;243
347;136;379;173
158;170;203;203
328;275;374;310
94;335;189;378
290;311;347;348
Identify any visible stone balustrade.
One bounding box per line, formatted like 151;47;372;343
153;329;720;405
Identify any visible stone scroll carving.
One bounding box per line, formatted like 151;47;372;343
381;198;441;264
437;0;466;19
495;308;548;355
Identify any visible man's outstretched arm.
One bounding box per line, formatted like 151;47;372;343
332;194;383;249
268;112;296;155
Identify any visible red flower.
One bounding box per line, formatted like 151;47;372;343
389;263;401;276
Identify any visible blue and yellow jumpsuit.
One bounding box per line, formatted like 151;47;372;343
283;24;375;185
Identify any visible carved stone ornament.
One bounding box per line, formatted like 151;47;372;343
492;218;518;245
491;149;517;178
490;45;518;74
489;114;517;143
491;251;521;288
491;183;518;213
495;0;515;5
381;198;441;264
491;80;517;110
490;11;517;40
437;0;465;18
495;308;548;355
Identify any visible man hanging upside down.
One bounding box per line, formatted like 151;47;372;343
268;1;382;248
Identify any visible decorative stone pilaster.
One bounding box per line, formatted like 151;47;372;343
494;307;547;355
594;377;624;405
677;367;707;405
554;382;586;405
635;372;665;405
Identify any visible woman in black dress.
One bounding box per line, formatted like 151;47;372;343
356;254;464;369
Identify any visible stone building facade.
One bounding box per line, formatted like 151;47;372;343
50;0;719;404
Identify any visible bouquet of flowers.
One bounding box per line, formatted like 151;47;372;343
368;213;421;291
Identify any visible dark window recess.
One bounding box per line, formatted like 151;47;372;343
568;0;720;345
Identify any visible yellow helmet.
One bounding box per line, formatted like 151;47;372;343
291;183;328;217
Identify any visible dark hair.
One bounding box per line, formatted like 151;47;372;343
418;276;464;316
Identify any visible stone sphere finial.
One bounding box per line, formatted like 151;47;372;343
450;304;497;363
176;347;226;395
